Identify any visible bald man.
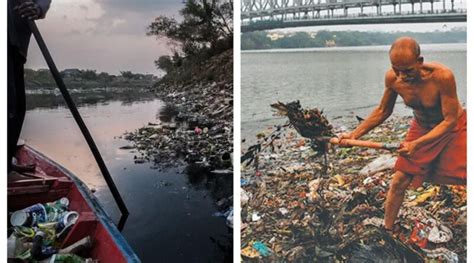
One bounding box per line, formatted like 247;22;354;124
338;37;466;232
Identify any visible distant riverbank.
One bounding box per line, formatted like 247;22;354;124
242;28;466;50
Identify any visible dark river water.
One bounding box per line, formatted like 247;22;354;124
241;43;467;143
20;95;232;262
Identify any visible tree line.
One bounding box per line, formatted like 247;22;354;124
242;28;466;50
147;0;233;84
24;68;157;89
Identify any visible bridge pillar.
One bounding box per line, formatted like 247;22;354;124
411;2;415;14
419;0;423;13
431;1;434;13
393;4;396;14
360;5;363;14
443;0;446;12
331;8;334;18
399;0;402;14
451;0;454;11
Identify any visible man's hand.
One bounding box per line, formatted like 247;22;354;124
336;132;355;147
397;141;420;157
14;1;42;20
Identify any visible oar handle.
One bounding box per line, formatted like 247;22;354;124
328;137;400;150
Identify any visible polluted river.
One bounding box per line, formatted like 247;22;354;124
241;43;466;261
20;93;232;262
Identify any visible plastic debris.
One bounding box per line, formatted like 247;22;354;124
241;113;466;261
359;154;397;176
428;223;453;244
8;198;91;262
241;244;259;258
251;212;261;222
362;217;384;228
252;241;271;257
423;247;459;263
241;189;250;206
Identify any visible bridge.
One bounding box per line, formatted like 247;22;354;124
241;0;467;31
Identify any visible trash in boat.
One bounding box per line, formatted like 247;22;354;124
7;197;97;262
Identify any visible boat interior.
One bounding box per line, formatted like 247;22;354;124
8;146;127;262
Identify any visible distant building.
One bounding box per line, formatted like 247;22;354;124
325;39;336;47
266;32;285;41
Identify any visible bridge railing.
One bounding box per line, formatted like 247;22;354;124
241;8;466;25
242;8;466;23
242;0;465;19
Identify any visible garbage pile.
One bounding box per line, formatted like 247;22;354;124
241;116;466;262
122;55;234;230
123;80;233;171
271;100;334;156
8;198;96;262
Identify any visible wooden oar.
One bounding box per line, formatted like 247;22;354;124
27;20;129;224
326;137;400;151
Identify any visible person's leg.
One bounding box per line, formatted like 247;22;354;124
7;47;27;173
384;171;412;230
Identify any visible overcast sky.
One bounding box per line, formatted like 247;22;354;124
24;0;466;74
25;0;183;75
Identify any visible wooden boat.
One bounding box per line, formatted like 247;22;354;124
8;145;140;262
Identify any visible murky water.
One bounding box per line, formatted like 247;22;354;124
241;43;466;143
20;96;231;262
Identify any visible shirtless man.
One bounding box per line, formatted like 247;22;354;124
338;37;466;231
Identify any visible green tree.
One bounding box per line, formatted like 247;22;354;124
147;0;233;78
81;69;98;80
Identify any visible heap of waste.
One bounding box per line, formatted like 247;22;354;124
8;198;96;262
241;108;466;262
122;80;233;172
121;52;233;228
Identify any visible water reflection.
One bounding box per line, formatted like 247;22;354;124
25;89;156;110
20;95;232;262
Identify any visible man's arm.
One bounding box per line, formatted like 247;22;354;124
400;70;460;155
342;70;398;141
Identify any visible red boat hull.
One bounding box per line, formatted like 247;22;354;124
8;146;140;262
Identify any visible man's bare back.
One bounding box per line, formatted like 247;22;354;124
386;62;464;129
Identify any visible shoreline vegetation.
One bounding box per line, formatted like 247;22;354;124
24;68;158;91
241;28;466;50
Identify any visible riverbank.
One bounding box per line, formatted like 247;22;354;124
241;115;466;262
123;49;233;171
121;50;234;238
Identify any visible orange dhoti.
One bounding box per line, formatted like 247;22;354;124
394;111;467;188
